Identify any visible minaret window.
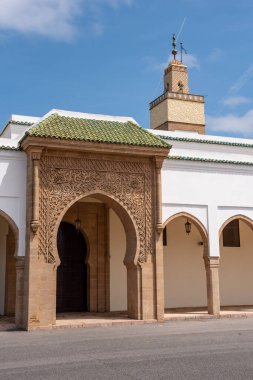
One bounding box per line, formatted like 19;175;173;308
178;81;184;92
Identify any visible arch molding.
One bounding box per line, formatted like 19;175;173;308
38;154;154;265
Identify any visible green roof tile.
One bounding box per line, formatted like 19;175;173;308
159;135;253;148
26;114;169;148
167;155;253;166
0;146;20;151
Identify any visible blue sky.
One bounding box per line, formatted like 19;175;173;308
1;0;253;138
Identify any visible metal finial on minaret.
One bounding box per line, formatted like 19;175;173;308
172;34;177;60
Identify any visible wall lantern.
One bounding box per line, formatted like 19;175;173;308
75;203;81;232
185;219;191;235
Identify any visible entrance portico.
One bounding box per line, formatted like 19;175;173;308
19;111;169;330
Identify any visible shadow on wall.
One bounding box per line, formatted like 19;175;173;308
163;216;207;309
220;218;253;306
0;212;17;317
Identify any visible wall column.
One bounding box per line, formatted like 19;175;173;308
127;264;142;319
5;228;16;316
15;257;25;328
204;256;220;316
31;151;41;234
154;158;164;321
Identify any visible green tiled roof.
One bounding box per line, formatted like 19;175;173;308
11;120;34;126
25;114;169;148
167;155;253;166
159;135;253;148
0;146;20;151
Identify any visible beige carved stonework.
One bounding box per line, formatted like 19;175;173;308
39;154;154;264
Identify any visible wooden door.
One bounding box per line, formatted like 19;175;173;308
56;222;87;313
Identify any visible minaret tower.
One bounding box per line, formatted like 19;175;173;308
150;34;205;134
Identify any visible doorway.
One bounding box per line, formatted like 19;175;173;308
56;222;87;313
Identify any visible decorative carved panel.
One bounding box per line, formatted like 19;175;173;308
39;155;154;264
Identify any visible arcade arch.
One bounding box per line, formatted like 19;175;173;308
219;215;253;307
54;193;138;317
0;210;18;317
163;212;208;310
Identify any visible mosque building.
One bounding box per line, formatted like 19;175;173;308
0;37;253;330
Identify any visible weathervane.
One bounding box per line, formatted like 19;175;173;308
172;34;177;60
180;42;187;63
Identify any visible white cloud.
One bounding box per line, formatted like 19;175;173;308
228;64;253;94
181;53;199;69
0;0;81;40
96;0;133;8
206;110;253;137
222;96;251;107
208;48;223;63
143;55;168;72
0;0;133;40
146;53;200;72
168;53;199;69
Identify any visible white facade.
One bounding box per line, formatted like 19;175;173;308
0;149;27;257
150;129;253;308
151;129;253;256
0;110;253;314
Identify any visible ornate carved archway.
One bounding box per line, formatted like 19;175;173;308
51;192;140;267
21;131;169;329
38;154;153;266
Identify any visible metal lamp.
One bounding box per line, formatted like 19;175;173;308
75;203;81;232
185;219;191;235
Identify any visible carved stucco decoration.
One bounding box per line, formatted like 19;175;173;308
39;155;154;264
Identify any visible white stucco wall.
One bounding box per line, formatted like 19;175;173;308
156;128;253;260
0;217;8;315
109;209;127;311
220;220;253;306
0;150;27;257
162;160;253;257
164;217;207;308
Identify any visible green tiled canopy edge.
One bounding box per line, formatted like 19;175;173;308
167;155;253;166
159;134;253;148
26;114;170;148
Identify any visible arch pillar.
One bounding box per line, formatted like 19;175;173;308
126;263;141;319
204;256;220;316
154;158;164;322
126;256;158;320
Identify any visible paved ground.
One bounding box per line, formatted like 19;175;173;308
2;307;253;331
0;318;253;379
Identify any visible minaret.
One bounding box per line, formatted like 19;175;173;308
150;34;205;134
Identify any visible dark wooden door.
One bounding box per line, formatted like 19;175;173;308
56;222;87;313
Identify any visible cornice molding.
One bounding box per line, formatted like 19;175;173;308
21;136;170;159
